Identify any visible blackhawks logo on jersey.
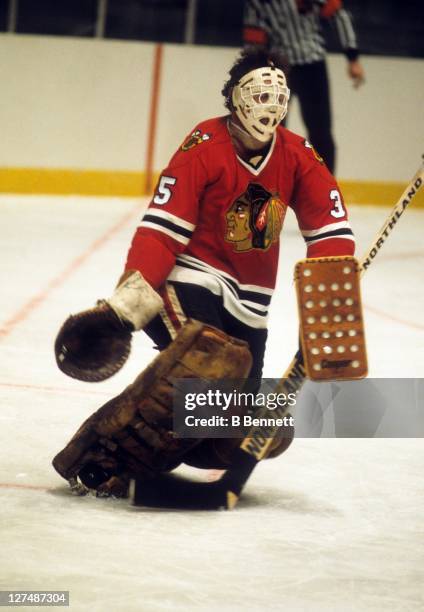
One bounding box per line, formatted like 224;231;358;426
225;183;287;252
304;139;324;163
181;129;211;151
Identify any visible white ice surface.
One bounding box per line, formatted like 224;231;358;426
0;195;423;612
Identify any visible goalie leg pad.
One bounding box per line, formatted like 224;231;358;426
295;256;368;381
52;319;252;495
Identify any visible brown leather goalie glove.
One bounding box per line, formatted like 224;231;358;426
54;270;164;382
55;301;134;382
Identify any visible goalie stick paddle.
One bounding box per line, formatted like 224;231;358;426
131;160;424;511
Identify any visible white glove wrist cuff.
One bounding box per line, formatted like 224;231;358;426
108;271;163;330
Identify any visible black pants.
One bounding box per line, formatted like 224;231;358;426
145;282;293;469
286;60;335;174
144;282;268;382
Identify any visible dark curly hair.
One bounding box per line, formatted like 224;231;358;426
222;48;288;111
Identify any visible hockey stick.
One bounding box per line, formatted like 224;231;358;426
132;161;424;510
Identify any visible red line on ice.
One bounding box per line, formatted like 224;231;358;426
0;483;52;491
0;381;110;396
0;202;141;339
364;304;424;331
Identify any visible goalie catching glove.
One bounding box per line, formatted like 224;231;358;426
54;270;164;382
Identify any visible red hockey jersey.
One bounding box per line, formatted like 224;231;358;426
126;116;354;328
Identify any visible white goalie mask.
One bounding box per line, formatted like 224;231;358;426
231;65;290;142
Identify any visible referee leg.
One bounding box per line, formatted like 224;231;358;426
288;60;336;174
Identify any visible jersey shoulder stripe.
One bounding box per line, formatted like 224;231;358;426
140;210;195;246
300;220;355;246
142;208;195;231
301;220;352;237
303;228;354;244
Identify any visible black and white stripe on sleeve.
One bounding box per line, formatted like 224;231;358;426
301;220;355;247
140;210;195;246
244;0;360;66
332;8;358;56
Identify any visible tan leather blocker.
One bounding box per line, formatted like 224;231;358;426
295;256;368;381
52;319;252;496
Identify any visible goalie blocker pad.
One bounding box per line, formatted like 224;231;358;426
295;256;368;381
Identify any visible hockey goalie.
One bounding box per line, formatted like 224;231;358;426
53;48;365;500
